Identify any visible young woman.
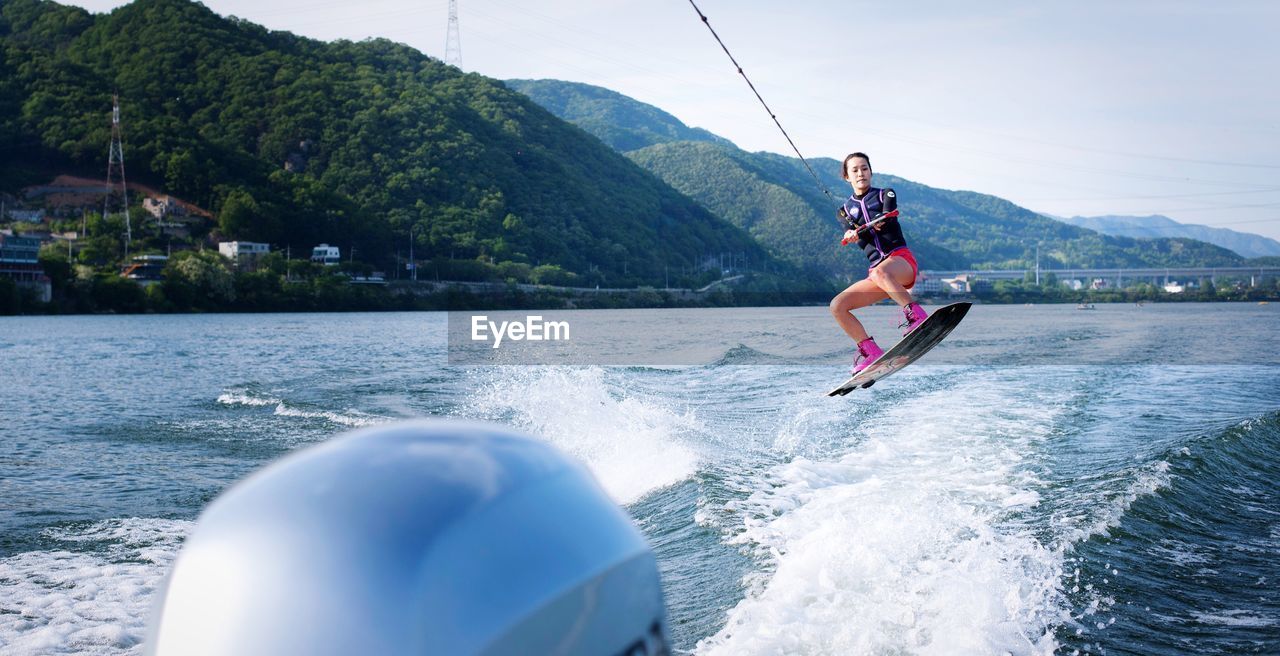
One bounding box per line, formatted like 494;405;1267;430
829;152;928;373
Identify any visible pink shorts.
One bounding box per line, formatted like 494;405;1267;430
870;247;918;290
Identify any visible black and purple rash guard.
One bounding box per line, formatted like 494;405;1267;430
840;186;907;268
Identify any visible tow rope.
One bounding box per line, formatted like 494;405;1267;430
686;0;837;204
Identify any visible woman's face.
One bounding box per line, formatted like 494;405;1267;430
846;157;872;195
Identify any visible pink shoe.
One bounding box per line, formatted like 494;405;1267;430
899;302;928;335
852;337;884;374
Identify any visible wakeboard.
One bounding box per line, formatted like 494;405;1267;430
827;302;971;396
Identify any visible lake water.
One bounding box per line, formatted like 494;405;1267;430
1;303;1277;654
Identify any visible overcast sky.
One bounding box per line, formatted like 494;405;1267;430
65;0;1280;241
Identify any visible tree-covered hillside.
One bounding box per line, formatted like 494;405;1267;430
1;0;796;288
504;79;729;153
510;79;1248;274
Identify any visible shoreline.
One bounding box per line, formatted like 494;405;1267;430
1;292;1274;317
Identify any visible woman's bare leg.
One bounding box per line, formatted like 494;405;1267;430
829;278;888;342
867;256;916;307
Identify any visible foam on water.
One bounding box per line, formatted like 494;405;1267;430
217;387;388;428
696;377;1071;655
1190;611;1278;628
269;403;387;427
0;518;191;656
1051;459;1172;547
461;366;701;505
214;389;280;407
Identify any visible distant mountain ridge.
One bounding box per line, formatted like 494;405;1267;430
1057;215;1280;259
508;78;1251;276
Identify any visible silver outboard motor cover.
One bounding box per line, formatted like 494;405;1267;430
145;420;670;656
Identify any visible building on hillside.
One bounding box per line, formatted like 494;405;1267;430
1163;282;1184;294
1091;278;1109;290
143;196;180;219
0;232;51;302
311;244;340;266
915;276;945;295
145;195;204;238
940;274;971;293
1062;279;1084;291
21;177;215;226
219;241;270;271
0;232;42;280
120;254;168;286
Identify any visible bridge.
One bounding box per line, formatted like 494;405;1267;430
920;266;1280;285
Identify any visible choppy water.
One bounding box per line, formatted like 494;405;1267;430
1;304;1277;655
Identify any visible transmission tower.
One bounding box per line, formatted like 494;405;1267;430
444;0;462;68
104;93;132;245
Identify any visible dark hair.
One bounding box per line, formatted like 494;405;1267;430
841;152;871;180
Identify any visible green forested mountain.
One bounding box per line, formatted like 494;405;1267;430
508;79;1248;275
504;79;729;153
0;0;793;288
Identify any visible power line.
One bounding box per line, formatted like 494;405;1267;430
685;0;835;205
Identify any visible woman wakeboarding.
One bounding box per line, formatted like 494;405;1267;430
685;2;968;393
829;152;928;374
